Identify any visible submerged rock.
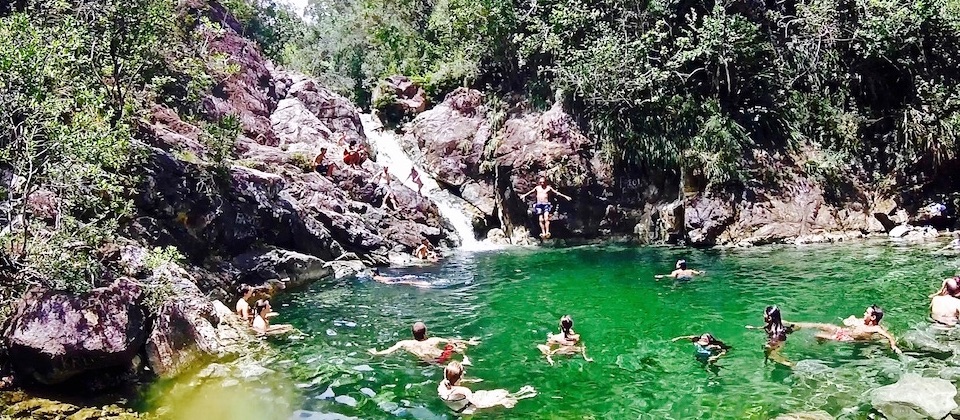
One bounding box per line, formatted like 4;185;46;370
773;411;833;420
870;373;957;419
3;279;147;385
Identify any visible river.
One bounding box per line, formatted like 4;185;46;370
148;239;960;419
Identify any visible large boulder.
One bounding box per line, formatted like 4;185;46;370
144;264;234;378
3;279;147;385
870;373;958;419
373;75;428;120
232;249;333;289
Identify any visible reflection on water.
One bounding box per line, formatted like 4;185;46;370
149;240;960;419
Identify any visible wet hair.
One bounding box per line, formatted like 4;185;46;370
443;361;464;385
255;299;270;315
676;260;687;270
559;315;574;336
868;305;884;323
238;284;252;296
694;333;731;350
764;305;788;342
412;321;427;341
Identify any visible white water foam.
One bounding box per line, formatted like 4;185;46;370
360;113;502;251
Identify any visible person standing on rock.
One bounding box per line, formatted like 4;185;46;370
368;321;479;365
931;277;960;326
314;147;334;177
519;177;571;239
375;166;398;210
407;167;423;195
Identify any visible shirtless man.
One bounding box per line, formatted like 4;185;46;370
314;147;334;177
931;277;960;326
413;239;439;262
519;177;571;239
371;268;433;288
793;305;902;354
537;315;593;365
235;285;255;325
368;321;480;365
655;259;704;280
374;167;397;209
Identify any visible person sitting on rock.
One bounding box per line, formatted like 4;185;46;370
655;260;704;280
437;361;536;415
413;239;439;262
343;140;367;167
792;305;902;354
537;315;593;365
519;177;571;239
314;147;334;177
931;277;960;326
368;321;479;365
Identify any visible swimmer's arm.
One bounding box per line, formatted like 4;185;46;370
671;335;698;342
368;342;404;355
708;349;727;363
581;345;594;362
654;273;677;280
878;327;902;354
550;187;571;200
519;188;537;199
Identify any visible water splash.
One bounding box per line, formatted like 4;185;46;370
360;113;500;251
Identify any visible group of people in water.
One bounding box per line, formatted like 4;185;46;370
359;257;960;414
368;316;591;414
235;284;293;335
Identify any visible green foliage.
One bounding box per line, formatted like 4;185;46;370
288;152;314;173
200;114;242;165
144;246;185;271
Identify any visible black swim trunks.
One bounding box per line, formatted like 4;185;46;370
534;203;552;215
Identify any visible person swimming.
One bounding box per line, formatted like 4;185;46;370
537;315;594;365
251;299;294;335
672;333;730;364
371;268;434;288
746;305;798;367
931;277;960;326
368;321;479;365
792;305;902;354
655;260;704;280
437;361;536;415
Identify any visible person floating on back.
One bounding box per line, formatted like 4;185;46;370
792;305;902;354
537;315;594;365
746;305;798;367
655;259;704;280
931;277;960;326
437;361;536;415
519;177;571;239
672;333;730;364
368;321;479;365
371;268;433;288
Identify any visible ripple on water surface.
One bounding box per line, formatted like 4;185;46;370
153;241;960;418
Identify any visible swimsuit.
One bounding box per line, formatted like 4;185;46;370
694;343;714;361
439;382;473;413
832;328;855;342
534;203;552;215
437;343;455;364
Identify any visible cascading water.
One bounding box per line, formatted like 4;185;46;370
360;113;499;251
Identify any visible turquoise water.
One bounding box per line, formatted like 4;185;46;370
157;240;960;419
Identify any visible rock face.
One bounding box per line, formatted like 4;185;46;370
870;373;958;419
2;279;147;385
232;249;333;289
373;75;428;121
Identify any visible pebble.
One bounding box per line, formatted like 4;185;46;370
318;387;336;399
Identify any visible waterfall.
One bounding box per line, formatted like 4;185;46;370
360;114;499;251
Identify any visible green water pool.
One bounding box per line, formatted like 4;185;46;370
152;240;960;419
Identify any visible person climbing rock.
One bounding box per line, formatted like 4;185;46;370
407;167;423;195
519;177;571;239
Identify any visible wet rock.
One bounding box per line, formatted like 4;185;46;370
3;279;147;385
326;260;367;280
773;411;834;420
233;249;333;289
902;329;958;356
144;264;226;378
870;373;957;419
197;363;231;379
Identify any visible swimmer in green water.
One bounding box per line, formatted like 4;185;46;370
792;305;902;354
537;315;594;365
438;361;537;415
368;321;480;364
746;305;798;367
672;333;730;364
655;260;704;280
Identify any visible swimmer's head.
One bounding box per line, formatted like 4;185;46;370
412;321;427;341
255;299;270;314
444;361;464;385
865;305;884;325
695;333;714;345
946;277;960;296
764;305;782;325
676;260;687;270
559;315;574;335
